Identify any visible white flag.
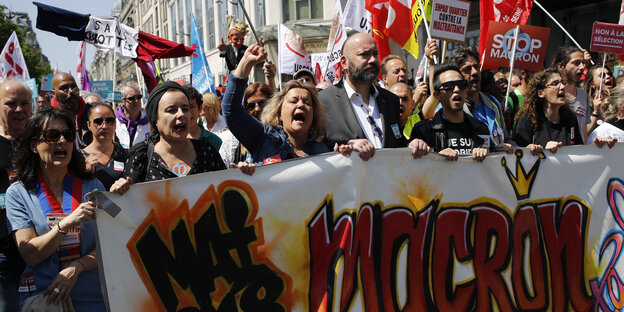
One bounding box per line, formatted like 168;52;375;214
85;16;138;59
342;0;372;34
277;23;311;76
323;0;347;84
0;31;29;80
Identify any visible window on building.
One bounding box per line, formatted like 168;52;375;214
194;0;203;39
283;0;322;21
178;0;185;63
256;0;265;27
206;0;215;50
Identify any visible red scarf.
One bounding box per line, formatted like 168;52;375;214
50;97;87;148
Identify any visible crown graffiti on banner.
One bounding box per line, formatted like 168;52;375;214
227;15;249;35
501;149;545;200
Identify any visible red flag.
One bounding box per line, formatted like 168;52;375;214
479;0;534;59
135;31;195;62
366;0;391;77
384;0;412;47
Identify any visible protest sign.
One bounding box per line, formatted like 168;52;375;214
590;22;624;54
85;17;138;59
190;14;214;94
278;23;311;76
311;53;328;84
105;91;122;102
484;21;550;71
95;145;624;311
22;78;38;99
40;74;54;91
90;80;113;99
430;0;471;43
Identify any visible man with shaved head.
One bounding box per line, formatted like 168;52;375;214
388;82;422;139
0;80;30;311
51;72;90;148
319;33;404;161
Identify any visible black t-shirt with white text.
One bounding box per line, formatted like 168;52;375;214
513;114;583;147
443;118;489;155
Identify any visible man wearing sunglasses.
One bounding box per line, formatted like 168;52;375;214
409;63;490;162
319;33;405;161
115;81;149;149
51;73;90;148
0;80;31;311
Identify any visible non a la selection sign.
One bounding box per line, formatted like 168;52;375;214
590;22;624;54
483;21;551;71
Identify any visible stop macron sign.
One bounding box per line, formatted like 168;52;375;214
483;21;551;71
590;22;624;54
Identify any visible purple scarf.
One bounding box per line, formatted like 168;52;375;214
115;106;149;144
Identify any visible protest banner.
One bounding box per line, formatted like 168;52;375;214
190;13;215;94
277;23;311;76
85;16;138;59
90;80;113;99
105;91;122;102
94;145;624;311
40;74;54;91
484;21;550;71
590;22;624;54
0;31;29;80
310;53;328;84
430;0;470;43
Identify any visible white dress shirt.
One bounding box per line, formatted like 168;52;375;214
343;80;383;148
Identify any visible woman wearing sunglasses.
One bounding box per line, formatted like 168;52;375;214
513;68;585;154
5;108;106;311
223;43;352;166
80;104;127;191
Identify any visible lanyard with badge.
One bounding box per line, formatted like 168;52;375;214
37;170;82;261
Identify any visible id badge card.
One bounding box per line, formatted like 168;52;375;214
47;213;81;261
113;160;125;172
18;272;36;293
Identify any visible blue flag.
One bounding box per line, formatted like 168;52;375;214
190;14;215;94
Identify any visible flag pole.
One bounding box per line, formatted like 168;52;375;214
503;26;520;113
534;0;594;65
236;0;261;45
441;40;447;63
417;0;437;65
598;53;606;99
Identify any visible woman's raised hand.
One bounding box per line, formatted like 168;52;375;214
234;43;268;78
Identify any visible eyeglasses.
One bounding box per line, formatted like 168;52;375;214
438;80;467;92
545;80;566;88
366;116;383;138
92;117;116;126
39;129;75;144
246;99;267;111
124;95;143;101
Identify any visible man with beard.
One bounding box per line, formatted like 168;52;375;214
447;47;512;153
50;72;90;148
409;63;490;162
380;55;408;88
319;33;404;161
551;46;591;143
0;81;29;311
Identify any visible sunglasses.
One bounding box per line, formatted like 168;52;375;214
124;95;143;101
438;79;467;92
92;117;116;126
246;99;267;111
40;129;75;143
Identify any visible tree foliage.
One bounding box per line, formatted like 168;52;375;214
0;5;52;85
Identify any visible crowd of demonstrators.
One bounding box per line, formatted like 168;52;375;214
230;81;273;163
80;104;127;191
6;108;106;311
115;81;149;150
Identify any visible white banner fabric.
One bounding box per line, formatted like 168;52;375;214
277;23;311;76
0;31;29;80
95;145;624;311
85;16;138;59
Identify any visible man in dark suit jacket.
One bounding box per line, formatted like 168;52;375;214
218;28;248;72
319;33;405;161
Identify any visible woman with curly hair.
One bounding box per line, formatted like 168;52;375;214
589;83;624;143
513;68;584;154
6;108;105;310
222;43;352;165
583;65;615;130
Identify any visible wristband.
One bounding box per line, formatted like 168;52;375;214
592;113;601;118
57;222;68;235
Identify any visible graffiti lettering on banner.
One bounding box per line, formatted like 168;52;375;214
430;0;471;43
484;21;550;71
590;22;624;54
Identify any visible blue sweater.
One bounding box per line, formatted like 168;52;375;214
222;74;328;164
